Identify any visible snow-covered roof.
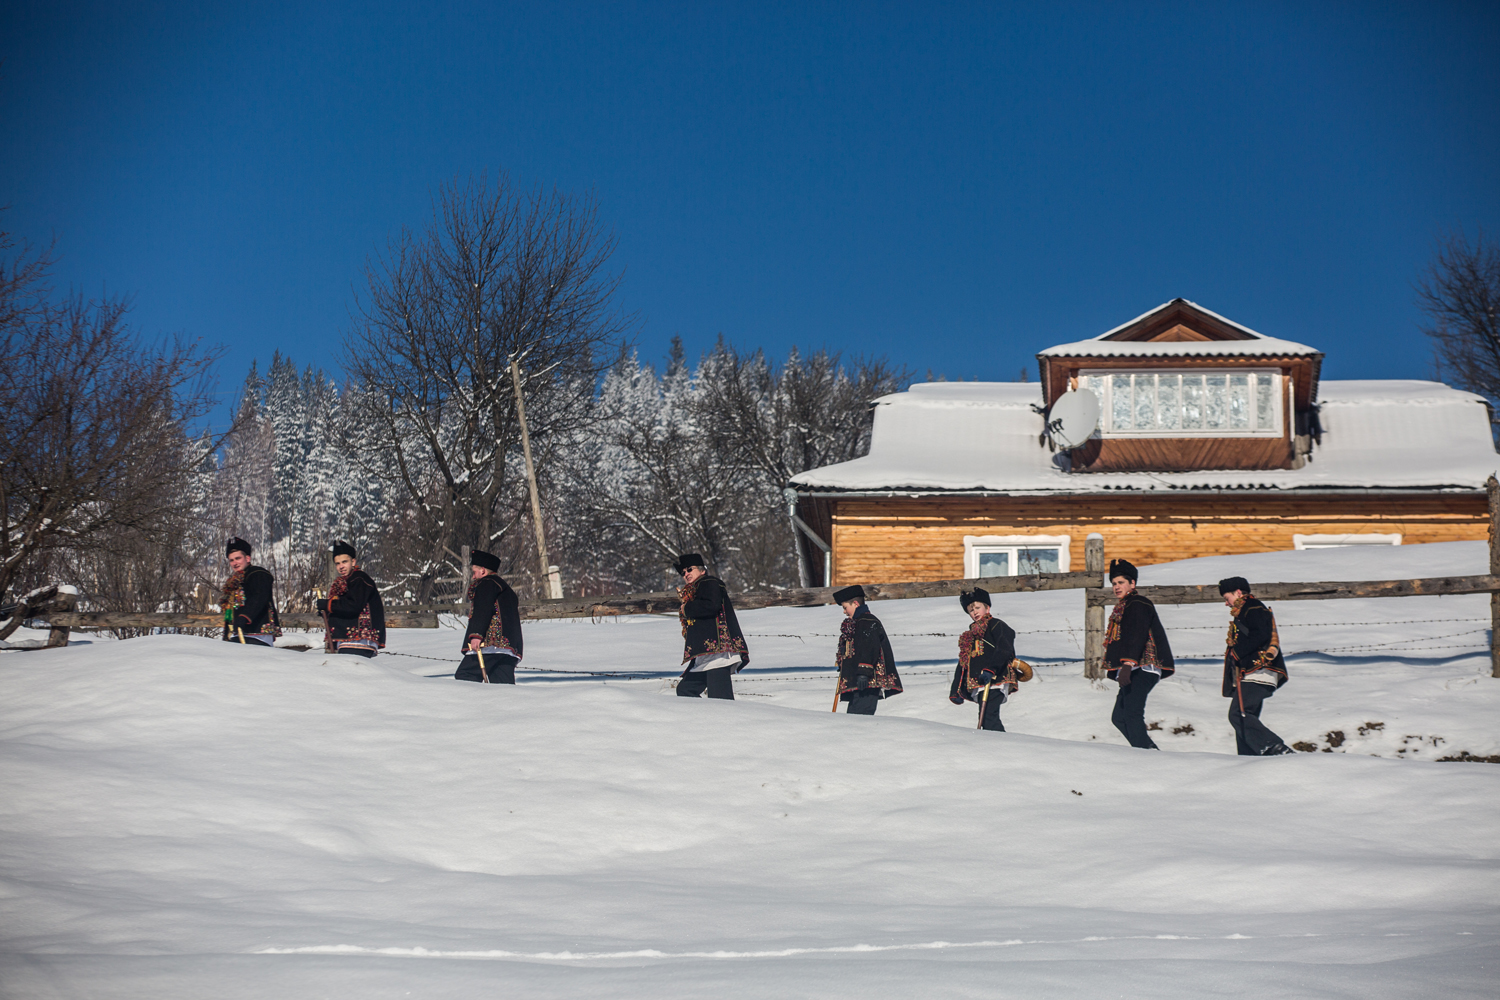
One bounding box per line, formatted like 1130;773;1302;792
789;379;1497;493
1037;299;1322;359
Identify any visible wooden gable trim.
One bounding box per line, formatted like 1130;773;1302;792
1101;299;1257;343
1152;323;1213;342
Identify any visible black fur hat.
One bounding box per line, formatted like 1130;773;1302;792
832;585;866;604
673;553;706;573
331;540;357;560
470;549;501;572
960;587;991;611
1218;576;1251;595
1108;558;1138;583
226;536;252;558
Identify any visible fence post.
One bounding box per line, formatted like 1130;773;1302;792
45;589;76;648
1084;533;1105;679
1489;476;1499;678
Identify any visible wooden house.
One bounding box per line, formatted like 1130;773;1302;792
788;299;1496;585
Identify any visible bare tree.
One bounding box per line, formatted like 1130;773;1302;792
345;175;631;601
0;227;223;628
1418;229;1500;432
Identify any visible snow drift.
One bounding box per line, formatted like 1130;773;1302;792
2;543;1497;998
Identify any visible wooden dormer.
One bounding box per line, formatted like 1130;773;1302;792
1035;299;1325;472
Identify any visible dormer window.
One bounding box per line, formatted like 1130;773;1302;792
1080;370;1283;437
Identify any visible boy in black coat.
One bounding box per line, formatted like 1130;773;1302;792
456;549;523;684
674;553;749;700
833;585;903;715
220;537;280;646
948;587;1018;731
1220;576;1295;755
315;540;386;658
1102;559;1174;749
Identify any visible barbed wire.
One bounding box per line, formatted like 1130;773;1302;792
745;617;1489;641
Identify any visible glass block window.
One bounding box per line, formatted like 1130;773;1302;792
1079;370;1283;437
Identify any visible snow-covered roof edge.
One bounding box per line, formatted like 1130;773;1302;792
788;378;1496;494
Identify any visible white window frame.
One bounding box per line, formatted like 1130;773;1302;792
1293;533;1402;550
1079;369;1284;438
963;534;1072;577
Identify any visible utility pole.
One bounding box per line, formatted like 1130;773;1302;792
510;358;562;600
1489;476;1499;678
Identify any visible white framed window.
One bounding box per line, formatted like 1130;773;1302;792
1293;533;1402;550
1080;370;1283;437
963;535;1071;577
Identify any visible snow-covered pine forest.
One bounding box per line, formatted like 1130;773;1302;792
34;341;905;618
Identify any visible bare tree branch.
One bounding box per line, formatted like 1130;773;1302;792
1418;229;1500;432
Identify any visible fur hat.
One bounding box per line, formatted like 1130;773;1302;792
832;585;866;604
960;587;991;611
225;537;252;558
673;553;706;573
1108;558;1138;583
1218;576;1251;595
470;549;501;572
331;540;357;560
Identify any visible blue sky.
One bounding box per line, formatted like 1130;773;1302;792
3;1;1497;426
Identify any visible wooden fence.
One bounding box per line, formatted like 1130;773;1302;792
12;476;1500;678
1076;476;1500;679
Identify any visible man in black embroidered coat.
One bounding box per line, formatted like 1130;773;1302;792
1102;559;1174;749
221;537;279;647
456;549;523;684
1219;576;1294;756
674;553;749;700
833;585;903;715
315;540;386;658
948;587;1018;732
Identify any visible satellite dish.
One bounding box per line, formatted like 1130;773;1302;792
1047;388;1100;450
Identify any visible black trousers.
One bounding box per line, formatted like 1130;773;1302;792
976;689;1006;731
845;690;881;715
455;652;517;684
1229;682;1284;755
1111;670;1160;749
676;666;735;699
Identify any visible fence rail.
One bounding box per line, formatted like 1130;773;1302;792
1083;575;1500;608
15;572;1098;639
514;571;1101;621
43;612;440;629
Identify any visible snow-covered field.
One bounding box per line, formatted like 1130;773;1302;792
2;542;1497;998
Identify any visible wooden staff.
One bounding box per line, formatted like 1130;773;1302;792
319;588;334;653
236;627;246;645
477;647;490;684
831;670;842;713
977;682;991;730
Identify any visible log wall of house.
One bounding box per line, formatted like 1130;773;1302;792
825;493;1488;584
